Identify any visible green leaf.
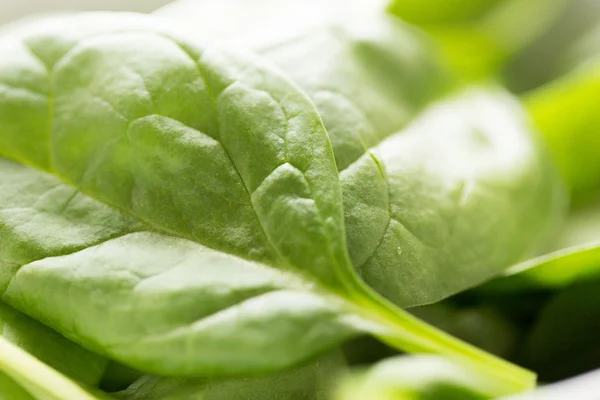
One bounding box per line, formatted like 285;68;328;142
481;202;600;293
505;0;600;93
0;12;533;393
388;0;565;79
333;355;513;400
157;0;566;307
115;352;345;400
525;57;600;202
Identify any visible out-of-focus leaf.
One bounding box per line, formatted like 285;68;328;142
482;202;600;293
525;57;600;202
505;0;600;93
333;355;514;400
388;0;565;79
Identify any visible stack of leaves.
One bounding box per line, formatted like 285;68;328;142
0;0;598;398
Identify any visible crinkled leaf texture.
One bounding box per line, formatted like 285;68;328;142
0;12;533;392
158;0;566;307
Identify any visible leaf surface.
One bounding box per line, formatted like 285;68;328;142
0;12;534;392
157;0;566;306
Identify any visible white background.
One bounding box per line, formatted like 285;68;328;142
0;0;173;24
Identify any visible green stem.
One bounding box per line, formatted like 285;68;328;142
349;282;536;395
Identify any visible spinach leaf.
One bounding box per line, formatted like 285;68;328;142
333;355;510;400
115;352;345;400
525;56;600;202
484;55;600;293
158;0;566;307
388;0;565;78
505;0;600;93
0;12;532;392
481;203;600;293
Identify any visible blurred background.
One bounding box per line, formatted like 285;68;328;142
0;0;171;23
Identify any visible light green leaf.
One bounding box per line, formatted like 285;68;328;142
525;56;600;202
333;355;512;400
505;0;600;93
157;0;566;307
0;12;533;393
388;0;565;79
481;202;600;293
